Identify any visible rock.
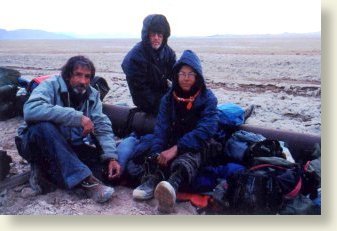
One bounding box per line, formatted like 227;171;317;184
0;189;7;206
21;187;38;198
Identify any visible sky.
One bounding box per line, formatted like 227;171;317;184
0;0;321;38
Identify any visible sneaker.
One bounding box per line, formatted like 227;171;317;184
132;175;160;200
154;181;176;214
81;176;115;203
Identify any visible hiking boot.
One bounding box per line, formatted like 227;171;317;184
154;181;176;214
133;174;161;200
167;168;183;191
81;175;115;203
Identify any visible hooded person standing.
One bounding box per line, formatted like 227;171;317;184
121;14;176;115
132;50;219;213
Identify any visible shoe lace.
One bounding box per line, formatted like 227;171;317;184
81;176;100;188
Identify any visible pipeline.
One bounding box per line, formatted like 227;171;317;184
103;104;320;161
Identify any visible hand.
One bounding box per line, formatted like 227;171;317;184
81;115;94;136
107;159;121;180
157;145;178;167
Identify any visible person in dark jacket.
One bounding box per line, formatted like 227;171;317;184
132;50;219;213
121;14;176;115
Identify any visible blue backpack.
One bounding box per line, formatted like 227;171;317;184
217;103;245;127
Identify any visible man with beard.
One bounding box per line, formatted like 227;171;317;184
17;56;120;203
121;14;176;115
118;14;176;179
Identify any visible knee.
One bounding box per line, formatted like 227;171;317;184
26;122;61;140
28;122;58;133
117;136;139;155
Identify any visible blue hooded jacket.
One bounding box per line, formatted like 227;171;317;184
150;50;219;154
121;14;176;114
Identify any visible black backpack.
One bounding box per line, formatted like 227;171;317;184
218;160;303;214
0;67;21;120
90;76;110;101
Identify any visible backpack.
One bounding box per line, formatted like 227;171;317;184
0;150;12;180
26;75;51;94
223;130;265;163
217;103;245;127
223;130;289;165
0;67;21;120
90;76;110;101
214;159;303;214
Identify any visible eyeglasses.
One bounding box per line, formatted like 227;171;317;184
178;72;197;78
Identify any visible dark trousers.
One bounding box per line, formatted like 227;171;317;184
142;151;202;187
20;122;106;189
170;152;202;185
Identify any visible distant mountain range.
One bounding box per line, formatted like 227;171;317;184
208;32;321;38
0;29;73;40
0;28;321;40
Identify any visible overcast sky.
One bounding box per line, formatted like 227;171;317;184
0;0;321;38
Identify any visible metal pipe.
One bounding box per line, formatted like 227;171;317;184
102;104;320;160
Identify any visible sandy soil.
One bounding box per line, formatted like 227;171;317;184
0;35;321;215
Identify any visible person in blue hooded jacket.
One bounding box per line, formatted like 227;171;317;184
132;50;219;213
121;14;176;115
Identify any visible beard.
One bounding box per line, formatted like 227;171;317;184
68;84;90;107
72;84;87;95
151;43;161;50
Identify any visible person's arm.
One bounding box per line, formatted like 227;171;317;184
150;94;171;154
89;91;119;162
90;92;122;179
24;79;83;127
107;159;121;180
166;48;177;82
157;145;178;167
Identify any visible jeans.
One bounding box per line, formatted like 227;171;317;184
116;133;139;174
21;122;105;189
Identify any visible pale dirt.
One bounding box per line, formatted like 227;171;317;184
0;35;321;215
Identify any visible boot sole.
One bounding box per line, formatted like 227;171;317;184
154;181;176;214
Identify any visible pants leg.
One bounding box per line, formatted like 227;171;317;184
116;135;139;172
21;122;92;189
170;152;202;185
72;144;107;182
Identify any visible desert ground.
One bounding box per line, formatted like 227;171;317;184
0;35;321;215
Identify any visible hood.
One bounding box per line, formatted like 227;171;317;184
172;50;205;95
141;14;171;48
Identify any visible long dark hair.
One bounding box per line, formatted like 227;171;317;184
61;55;95;81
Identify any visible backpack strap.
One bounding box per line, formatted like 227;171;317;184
249;163;302;199
284;177;302;199
27;75;51;93
249;163;286;171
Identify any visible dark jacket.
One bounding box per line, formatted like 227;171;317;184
150;50;219;154
121;14;176;114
